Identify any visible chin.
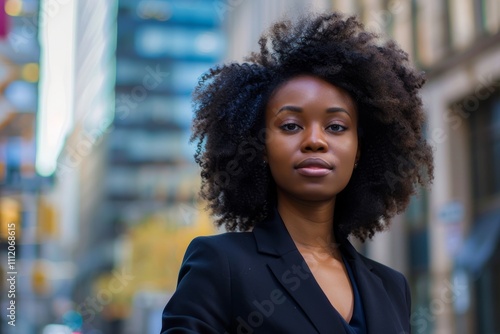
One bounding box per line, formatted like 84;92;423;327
294;190;340;202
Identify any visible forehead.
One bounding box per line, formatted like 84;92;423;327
266;75;357;113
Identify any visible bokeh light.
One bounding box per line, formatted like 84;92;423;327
5;0;22;16
21;63;39;82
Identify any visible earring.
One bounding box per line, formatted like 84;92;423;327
354;162;358;168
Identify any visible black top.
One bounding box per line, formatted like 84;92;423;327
341;255;367;334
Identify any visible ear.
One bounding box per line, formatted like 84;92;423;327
355;141;361;164
356;125;363;164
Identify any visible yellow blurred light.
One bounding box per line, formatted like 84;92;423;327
0;197;21;240
5;0;23;17
32;261;49;295
37;198;58;240
156;13;169;21
21;63;39;82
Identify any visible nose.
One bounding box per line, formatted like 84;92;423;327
301;124;328;152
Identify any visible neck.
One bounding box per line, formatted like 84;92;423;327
276;192;338;254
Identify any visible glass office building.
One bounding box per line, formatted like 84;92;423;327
109;0;224;225
100;1;225;332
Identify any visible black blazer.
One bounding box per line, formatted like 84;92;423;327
161;209;411;333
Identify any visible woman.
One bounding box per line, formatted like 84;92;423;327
161;12;433;334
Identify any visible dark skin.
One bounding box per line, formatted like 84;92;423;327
264;75;360;322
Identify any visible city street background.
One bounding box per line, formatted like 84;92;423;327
0;0;499;333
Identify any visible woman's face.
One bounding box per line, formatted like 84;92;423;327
264;75;360;203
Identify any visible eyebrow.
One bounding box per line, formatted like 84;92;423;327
276;105;352;117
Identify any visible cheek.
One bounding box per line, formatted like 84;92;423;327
337;138;358;161
266;147;288;170
265;132;289;160
265;143;291;180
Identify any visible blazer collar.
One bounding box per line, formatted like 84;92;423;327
252;208;406;334
252;209;347;334
252;208;297;256
252;207;357;259
340;240;406;333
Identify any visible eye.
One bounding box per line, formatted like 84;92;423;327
280;123;301;132
327;124;347;132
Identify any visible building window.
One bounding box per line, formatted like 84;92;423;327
406;190;429;269
469;91;500;334
409;0;452;67
448;0;476;50
476;0;500;35
470;93;500;213
475;256;500;334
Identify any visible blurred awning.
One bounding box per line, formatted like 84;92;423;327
455;209;500;274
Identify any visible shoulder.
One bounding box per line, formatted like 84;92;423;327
192;231;255;244
188;232;254;250
173;233;258;305
183;232;256;262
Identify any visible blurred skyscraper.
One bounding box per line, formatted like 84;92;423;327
28;0;118;333
104;1;224;332
110;0;224;234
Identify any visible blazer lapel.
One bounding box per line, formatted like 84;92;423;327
253;209;347;334
341;240;405;333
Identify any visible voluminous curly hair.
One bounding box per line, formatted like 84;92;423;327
191;12;434;241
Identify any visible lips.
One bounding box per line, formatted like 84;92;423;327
295;158;334;177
